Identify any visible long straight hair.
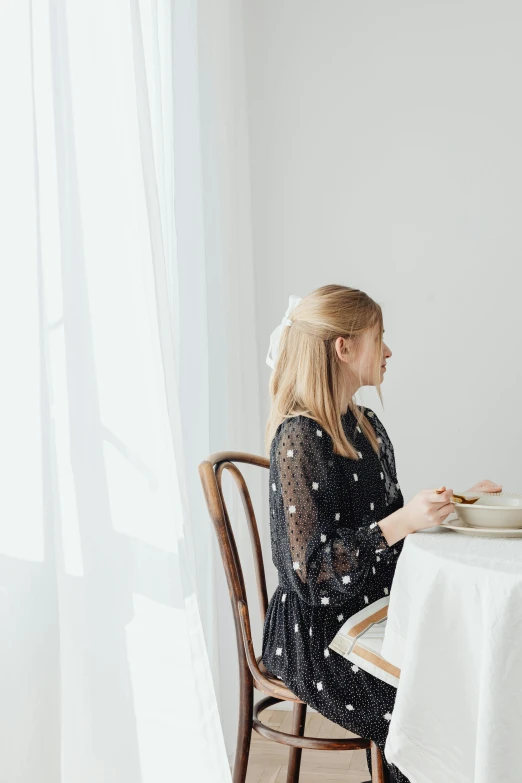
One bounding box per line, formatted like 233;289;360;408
265;285;384;459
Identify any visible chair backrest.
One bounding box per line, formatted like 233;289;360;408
199;450;269;623
198;450;299;702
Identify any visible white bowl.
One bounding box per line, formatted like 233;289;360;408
454;494;522;529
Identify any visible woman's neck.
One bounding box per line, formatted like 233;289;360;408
340;382;360;416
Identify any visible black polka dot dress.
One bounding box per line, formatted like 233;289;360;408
261;407;409;782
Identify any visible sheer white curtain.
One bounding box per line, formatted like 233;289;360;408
173;0;266;764
177;0;268;762
0;0;263;779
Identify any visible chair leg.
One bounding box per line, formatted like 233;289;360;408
232;662;254;783
286;702;307;783
370;740;386;783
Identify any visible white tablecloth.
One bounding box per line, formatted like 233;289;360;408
381;525;522;783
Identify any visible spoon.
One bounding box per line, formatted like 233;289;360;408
451;493;480;505
435;487;480;505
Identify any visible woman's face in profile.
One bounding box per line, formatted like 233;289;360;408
341;326;392;389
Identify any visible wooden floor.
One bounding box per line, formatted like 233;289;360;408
245;709;370;783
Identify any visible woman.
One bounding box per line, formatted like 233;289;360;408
261;284;501;782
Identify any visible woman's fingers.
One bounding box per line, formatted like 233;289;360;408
431;488;453;504
434;506;453;525
477;479;502;493
465;479;503;494
408;489;455;533
437;481;504;498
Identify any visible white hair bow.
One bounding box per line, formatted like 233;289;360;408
266;294;302;369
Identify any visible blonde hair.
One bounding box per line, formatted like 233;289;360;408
265;284;384;459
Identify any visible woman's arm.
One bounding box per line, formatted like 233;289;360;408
378;481;502;547
364;408;454;547
275;416;401;607
378;487;454;546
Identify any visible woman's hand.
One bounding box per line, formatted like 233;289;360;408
464;479;502;494
401;487;455;533
378;487;454;546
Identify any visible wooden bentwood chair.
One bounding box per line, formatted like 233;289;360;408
198;451;386;783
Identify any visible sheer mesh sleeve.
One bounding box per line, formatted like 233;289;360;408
365;408;405;517
274;415;397;608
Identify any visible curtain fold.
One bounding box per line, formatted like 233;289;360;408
177;0;267;760
0;0;264;778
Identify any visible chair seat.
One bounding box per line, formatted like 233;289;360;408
257;655;279;681
255;655;305;703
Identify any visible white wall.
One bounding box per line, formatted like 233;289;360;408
244;0;522;588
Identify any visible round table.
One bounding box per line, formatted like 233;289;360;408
381;524;522;783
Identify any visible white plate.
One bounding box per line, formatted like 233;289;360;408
453;491;522;529
442;515;522;538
